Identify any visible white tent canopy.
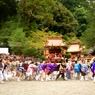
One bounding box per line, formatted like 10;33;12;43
0;48;9;54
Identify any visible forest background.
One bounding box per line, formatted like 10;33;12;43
0;0;95;60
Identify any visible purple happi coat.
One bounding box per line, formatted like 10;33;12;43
45;63;52;72
40;63;47;71
52;63;58;72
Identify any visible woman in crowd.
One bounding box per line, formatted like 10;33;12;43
91;58;95;82
2;59;10;81
51;61;58;80
36;61;47;81
56;60;66;80
80;60;89;81
74;60;81;79
0;59;5;83
26;61;37;80
16;60;22;81
45;60;52;81
65;59;71;79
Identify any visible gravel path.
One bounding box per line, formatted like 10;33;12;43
0;79;95;95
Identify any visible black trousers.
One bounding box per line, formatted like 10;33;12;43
92;73;95;77
56;72;65;80
81;71;86;76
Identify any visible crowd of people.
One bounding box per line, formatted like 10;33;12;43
0;54;95;84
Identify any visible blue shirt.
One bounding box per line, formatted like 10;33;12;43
74;63;81;72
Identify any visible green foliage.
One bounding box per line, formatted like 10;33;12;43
81;24;95;48
18;0;52;30
60;0;89;37
73;7;88;37
44;0;78;35
8;28;27;54
65;52;71;58
9;28;25;46
40;55;45;60
59;0;88;12
63;32;80;44
0;20;20;47
17;0;77;35
22;46;46;60
0;20;19;35
22;47;38;56
0;0;17;25
81;0;95;48
30;29;61;49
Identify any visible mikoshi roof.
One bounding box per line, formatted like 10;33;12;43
44;37;66;47
67;42;82;52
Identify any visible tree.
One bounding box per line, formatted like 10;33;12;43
0;19;23;47
59;0;87;12
81;26;95;48
0;0;17;26
0;20;20;47
63;32;80;45
18;0;78;36
18;0;52;32
81;0;95;48
59;0;89;37
73;7;88;37
29;29;61;49
8;28;27;54
41;0;78;35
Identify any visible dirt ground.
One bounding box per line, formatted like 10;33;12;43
0;78;95;95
